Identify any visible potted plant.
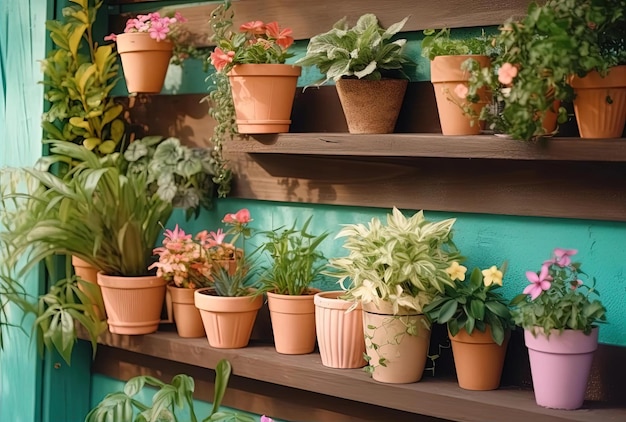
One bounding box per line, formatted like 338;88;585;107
208;0;300;134
424;263;512;390
105;11;188;94
511;247;607;410
257;217;329;355
421;28;493;135
296;14;411;134
327;207;463;383
193;209;264;349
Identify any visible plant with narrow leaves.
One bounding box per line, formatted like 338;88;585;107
424;265;512;345
420;28;492;60
296;13;411;85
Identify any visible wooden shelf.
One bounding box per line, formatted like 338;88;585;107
87;330;626;422
230;133;626;162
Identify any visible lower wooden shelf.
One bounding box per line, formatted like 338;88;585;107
84;330;626;422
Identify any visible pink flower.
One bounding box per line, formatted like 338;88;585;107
104;33;117;42
523;265;553;300
260;416;274;422
454;83;468;99
148;20;170;41
174;12;187;24
498;62;518;86
553;248;578;267
164;225;191;242
223;208;252;224
240;20;266;35
210;47;235;72
265;21;294;49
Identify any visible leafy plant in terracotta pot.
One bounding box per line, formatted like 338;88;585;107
424;263;512;390
510;247;607;410
104;10;188;94
257;217;329;355
327;207;463;383
421;28;493;136
296;13;412;134
208;0;300;134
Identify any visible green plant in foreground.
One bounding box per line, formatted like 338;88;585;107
421;28;492;61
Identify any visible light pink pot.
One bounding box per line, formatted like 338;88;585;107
168;285;205;338
267;290;318;354
525;327;598;410
314;291;366;369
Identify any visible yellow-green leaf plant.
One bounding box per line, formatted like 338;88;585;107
41;0;125;158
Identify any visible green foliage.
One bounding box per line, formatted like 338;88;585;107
421;28;492;61
258;217;329;296
124;136;217;219
296;13;412;85
212;256;259;297
86;359;257;422
424;267;512;345
41;0;126;156
327;207;463;315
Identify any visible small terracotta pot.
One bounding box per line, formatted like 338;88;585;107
570;65;626;139
97;272;167;335
228;64;301;134
168;285;205;338
267;290;318;354
314;291;366;369
194;288;263;348
335;79;408;134
449;327;509;390
362;301;431;383
116;32;173;94
430;55;491;135
72;256;105;321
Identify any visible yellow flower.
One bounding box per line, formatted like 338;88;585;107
446;261;467;281
482;266;503;286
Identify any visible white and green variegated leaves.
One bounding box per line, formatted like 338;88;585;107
327;207;462;315
296;14;411;85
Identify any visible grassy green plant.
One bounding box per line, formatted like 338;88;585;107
421;28;492;61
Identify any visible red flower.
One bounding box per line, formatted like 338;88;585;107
265;21;294;49
240;20;266;35
210;47;235;72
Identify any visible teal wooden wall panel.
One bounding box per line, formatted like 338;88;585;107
0;0;48;421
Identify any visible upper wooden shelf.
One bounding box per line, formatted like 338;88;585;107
229;133;626;162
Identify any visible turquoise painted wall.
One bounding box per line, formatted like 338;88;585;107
0;0;48;421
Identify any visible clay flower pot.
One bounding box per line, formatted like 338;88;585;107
168;285;205;338
267;290;318;354
116;32;173;94
72;256;105;320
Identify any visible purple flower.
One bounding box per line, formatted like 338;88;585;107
523;264;553;300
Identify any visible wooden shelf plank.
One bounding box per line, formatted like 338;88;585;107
229;133;626;162
88;331;626;422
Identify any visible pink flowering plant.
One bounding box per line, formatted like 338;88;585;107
510;248;607;337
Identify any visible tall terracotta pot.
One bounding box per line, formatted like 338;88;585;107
266;290;318;354
227;64;301;134
449;327;509;390
194;288;263;348
314;291;366;369
335;79;408;134
525;327;599;410
97;272;167;335
362;301;431;384
72;256;105;320
116;32;173;94
570;65;626;139
168;285;205;338
430;55;491;135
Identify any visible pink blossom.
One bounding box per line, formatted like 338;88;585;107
523;265;553;300
148;20;170;41
553;248;578;267
260;416;274;422
223;209;252;224
210;47;235;72
104;33;117;42
174;12;187;24
265;21;294;49
240;21;266;35
498;62;518;86
454;83;468;99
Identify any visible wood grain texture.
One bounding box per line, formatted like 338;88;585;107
83;330;626;422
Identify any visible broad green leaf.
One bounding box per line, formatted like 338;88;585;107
83;137;101;150
98;140;117;154
437;299;458;324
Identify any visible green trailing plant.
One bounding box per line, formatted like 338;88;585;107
296;13;412;85
257;217;329;296
424;264;512;345
420;28;492;60
41;0;126;156
124;136;217;219
85;359;264;422
510;248;607;337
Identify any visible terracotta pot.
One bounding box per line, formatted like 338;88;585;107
314;291;366;369
570;65;626;139
168;285;205;338
72;256;105;320
449;327;509;390
362;301;431;383
194;288;263;348
335;79;408;134
541;100;561;135
97;272;167;335
430;55;491;135
266;290;318;354
228;64;301;134
525;327;599;410
116;32;173;94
